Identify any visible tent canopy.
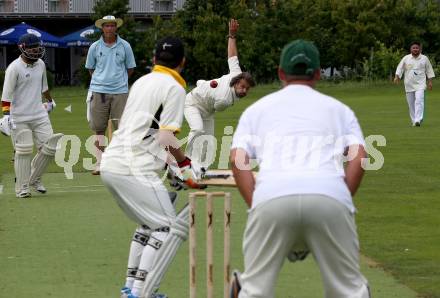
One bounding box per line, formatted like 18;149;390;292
62;25;99;47
0;22;65;48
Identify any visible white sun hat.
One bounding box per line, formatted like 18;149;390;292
95;15;123;29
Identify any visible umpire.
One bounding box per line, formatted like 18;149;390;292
230;40;371;297
85;15;136;175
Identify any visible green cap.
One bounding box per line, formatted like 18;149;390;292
280;39;320;76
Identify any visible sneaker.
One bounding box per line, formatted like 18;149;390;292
91;169;100;175
120;286;131;298
127;294;139;298
30;179;47;194
415;121;421;127
16;188;31;198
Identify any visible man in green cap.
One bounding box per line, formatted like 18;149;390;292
229;40;370;297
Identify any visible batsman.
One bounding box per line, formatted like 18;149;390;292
100;37;204;298
0;33;63;198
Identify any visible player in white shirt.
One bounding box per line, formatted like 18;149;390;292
100;37;204;298
394;41;435;126
229;40;370;298
184;19;255;166
0;33;62;198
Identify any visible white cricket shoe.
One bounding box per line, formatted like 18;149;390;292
16;185;31;198
30;179;47;194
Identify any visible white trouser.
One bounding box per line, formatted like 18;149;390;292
101;171;176;229
184;102;215;165
239;194;369;298
11;117;53;150
405;90;425;124
11;118;54;192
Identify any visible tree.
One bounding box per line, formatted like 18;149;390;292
82;0;440;85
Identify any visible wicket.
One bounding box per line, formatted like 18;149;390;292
189;191;232;298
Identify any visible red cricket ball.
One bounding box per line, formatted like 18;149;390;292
210;80;218;88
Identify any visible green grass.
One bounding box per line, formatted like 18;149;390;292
0;81;439;297
0;173;417;297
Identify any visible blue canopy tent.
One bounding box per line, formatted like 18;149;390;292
61;25;99;84
0;22;65;76
0;26;5;70
0;22;65;47
61;25;98;47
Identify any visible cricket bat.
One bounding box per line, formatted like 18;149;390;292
198;169;257;186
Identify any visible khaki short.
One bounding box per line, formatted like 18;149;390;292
89;92;128;132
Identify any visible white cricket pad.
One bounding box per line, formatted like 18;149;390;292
141;204;189;297
29;133;63;185
14;129;33;193
125;226;153;290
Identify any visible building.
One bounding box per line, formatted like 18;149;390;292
0;0;186;83
0;0;185;20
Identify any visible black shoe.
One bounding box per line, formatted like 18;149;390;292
415;121;421;126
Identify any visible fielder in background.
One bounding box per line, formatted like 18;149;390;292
394;41;435;127
0;33;62;198
85;15;136;175
100;37;204;298
230;40;370;298
184;19;255;167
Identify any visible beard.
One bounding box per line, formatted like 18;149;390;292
235;90;247;98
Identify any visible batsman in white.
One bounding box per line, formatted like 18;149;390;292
229;40;370;298
184;19;255;166
0;33;63;198
394;41;435;127
100;37;204;298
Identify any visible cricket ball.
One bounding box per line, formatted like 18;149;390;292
210;80;218;88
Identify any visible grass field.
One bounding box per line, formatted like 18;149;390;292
0;81;439;297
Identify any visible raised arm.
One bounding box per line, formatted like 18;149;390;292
228;19;239;58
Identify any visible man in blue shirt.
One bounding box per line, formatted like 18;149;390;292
86;15;136;175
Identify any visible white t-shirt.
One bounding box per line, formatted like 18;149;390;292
231;85;365;212
1;57;48;123
100;72;186;176
395;54;435;92
187;56;242;115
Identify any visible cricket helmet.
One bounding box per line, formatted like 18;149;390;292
18;33;45;61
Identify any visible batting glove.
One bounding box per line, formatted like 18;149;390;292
0;115;13;136
44;99;56;113
178;157;206;189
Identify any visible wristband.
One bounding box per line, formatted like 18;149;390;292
178;157;191;168
2;101;10;115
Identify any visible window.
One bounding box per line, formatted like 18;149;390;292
154;0;173;12
48;0;60;12
0;0;14;12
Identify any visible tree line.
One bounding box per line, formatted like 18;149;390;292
91;0;440;85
